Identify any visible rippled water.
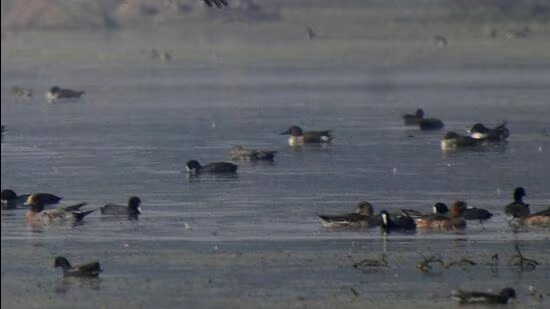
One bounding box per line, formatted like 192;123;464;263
2;30;550;308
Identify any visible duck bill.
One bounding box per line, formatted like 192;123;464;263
280;130;290;135
137;206;143;214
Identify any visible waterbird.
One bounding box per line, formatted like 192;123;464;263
451;287;516;305
53;256;102;278
186;160;238;174
100;196;142;216
280;125;332;146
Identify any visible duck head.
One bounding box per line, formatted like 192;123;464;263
186;160;202;173
53;256;72;270
1;189;17;202
356;201;374;216
451;200;467;218
415;109;424;118
128;196;142;214
513;187;526;202
433;202;449;214
25;194;46;212
281;126;303;136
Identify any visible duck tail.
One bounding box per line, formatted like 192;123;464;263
72;209;96;221
63;202;88;212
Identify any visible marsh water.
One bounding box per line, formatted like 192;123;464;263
1;27;550;308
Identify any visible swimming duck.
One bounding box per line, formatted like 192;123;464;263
441;131;482;150
401;202;449;219
186;160;238;174
318;201;381;228
229;146;277;161
25;194;94;223
462;206;493;221
451;287;516;305
518;207;550;226
9;86;33;98
46;86;85;101
53;256;102;278
100;196;142;216
402;109;424;125
380;210;416;232
467;122;510;141
203;0;228;8
150;49;172;62
415;201;466;230
418;118;444;131
504;187;530;218
280;125;332;146
1;189;62;210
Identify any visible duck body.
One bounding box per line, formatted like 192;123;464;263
318;202;381;228
47;86;85;102
230;146;277;161
519;207;550;226
281;126;332;146
451;287;516;304
415;201;467;230
1;189;62;209
10;86;33;98
419;118;444;131
186;160;238;174
441;131;483;150
203;0;228;8
25;195;93;223
54;256;102;277
402;109;424;125
462;207;493;221
101;196;142;216
380;210;416;232
468;122;510;141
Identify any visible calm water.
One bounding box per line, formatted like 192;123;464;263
1;31;550;308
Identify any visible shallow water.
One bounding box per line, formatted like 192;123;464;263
2;29;550;308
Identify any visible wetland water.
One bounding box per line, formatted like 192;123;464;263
2;28;550;308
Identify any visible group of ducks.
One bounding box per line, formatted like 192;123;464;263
402;108;510;151
9;85;85;102
318;187;549;231
1;189;142;221
184;125;332;174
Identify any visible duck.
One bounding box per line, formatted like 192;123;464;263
518;207;550;226
186;160;238;174
203;0;228;8
418;118;444;131
46;86;85;101
100;196;142;216
451;287;516;305
280;125;332;146
401;202;449;219
318;201;381;228
415;201;466;230
150;49;172;62
504;187;530;218
402;108;424;125
9;86;33;98
229;146;277;161
380;210;416;232
441;131;482;150
462;205;493;221
467;122;510;141
1;189;62;210
53;256;102;277
25;194;94;223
